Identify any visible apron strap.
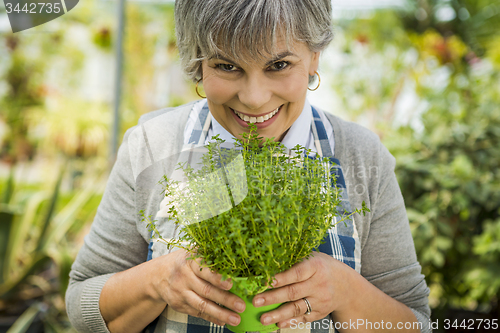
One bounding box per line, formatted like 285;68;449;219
310;106;347;190
311;106;334;158
188;103;212;145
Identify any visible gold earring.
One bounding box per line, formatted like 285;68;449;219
195;78;206;98
308;71;321;91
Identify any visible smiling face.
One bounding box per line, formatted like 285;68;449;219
201;40;320;141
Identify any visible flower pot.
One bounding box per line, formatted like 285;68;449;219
226;277;281;333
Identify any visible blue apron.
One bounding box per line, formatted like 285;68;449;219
146;103;360;333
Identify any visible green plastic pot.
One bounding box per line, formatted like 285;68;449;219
226;277;282;333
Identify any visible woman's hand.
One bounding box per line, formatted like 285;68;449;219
151;249;246;327
251;251;354;329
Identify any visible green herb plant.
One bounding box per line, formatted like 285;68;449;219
142;125;369;294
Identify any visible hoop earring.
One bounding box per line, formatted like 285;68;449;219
308;71;321;91
195;78;206;98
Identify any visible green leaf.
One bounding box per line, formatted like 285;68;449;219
6;303;41;333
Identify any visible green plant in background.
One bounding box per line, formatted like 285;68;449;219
120;3;184;135
54;53;108;186
384;61;500;319
0;35;46;166
401;0;500;60
328;10;415;136
0;24;72;168
0;2;165;331
28;96;110;190
328;0;500;325
0;165;105;332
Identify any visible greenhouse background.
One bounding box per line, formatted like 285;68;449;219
0;0;499;331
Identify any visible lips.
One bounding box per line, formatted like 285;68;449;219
230;106;281;124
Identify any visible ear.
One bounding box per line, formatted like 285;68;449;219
309;52;320;76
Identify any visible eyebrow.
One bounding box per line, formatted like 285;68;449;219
208;55;238;65
264;51;297;66
208;51;298;67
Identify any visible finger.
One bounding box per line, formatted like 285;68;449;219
181;303;226;327
184;290;242;327
270;259;316;289
168;295;226;327
259;299;313;327
253;279;310;307
190;276;246;313
189;258;233;290
200;313;226;327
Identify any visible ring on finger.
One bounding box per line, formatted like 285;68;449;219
303;298;312;315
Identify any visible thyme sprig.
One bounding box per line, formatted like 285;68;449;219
143;125;369;292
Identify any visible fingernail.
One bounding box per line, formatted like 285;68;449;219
229;315;240;326
262;316;272;325
271;279;278;288
254;298;264;307
222;281;232;290
235;301;245;312
279;321;287;328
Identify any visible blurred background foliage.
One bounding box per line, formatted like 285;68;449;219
0;0;499;331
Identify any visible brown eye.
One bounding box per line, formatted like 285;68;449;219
268;61;289;71
217;64;237;72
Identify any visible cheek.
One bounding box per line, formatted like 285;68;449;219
278;72;309;102
203;69;234;104
203;76;236;104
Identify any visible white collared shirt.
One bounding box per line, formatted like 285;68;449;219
184;99;335;155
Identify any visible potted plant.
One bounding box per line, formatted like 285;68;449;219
142;126;368;333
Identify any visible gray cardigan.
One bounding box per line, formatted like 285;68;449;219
66;101;431;332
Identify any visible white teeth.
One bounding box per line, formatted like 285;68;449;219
233;106;280;123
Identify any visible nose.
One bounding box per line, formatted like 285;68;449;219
237;74;273;110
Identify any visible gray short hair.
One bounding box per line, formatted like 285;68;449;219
175;0;333;84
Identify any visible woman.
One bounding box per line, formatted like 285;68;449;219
66;0;431;332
